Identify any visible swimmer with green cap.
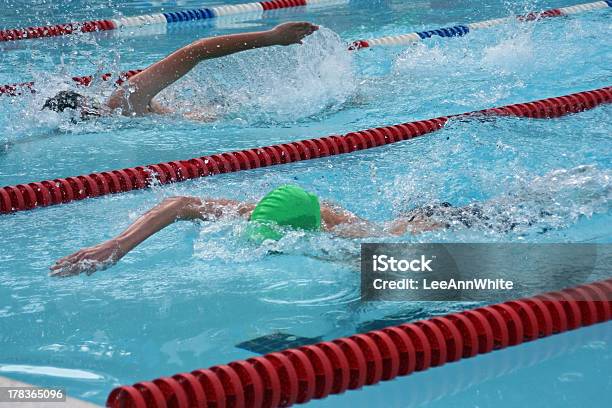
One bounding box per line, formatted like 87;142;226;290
247;185;322;242
50;185;447;277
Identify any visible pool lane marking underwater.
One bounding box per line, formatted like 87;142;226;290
0;0;349;43
105;278;612;408
1;0;610;96
236;333;324;354
0;86;610;215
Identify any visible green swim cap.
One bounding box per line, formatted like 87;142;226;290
247;185;321;242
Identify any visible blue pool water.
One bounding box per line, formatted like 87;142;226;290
0;0;611;406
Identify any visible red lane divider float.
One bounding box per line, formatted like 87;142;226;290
106;278;612;408
0;20;116;43
1;86;610;214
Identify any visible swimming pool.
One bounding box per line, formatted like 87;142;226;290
0;0;611;406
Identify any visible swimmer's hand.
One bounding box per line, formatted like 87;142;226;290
49;240;124;277
270;22;319;46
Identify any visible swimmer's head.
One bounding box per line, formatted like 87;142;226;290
247;185;321;243
42;91;101;120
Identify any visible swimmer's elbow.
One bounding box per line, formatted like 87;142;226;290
161;196;204;221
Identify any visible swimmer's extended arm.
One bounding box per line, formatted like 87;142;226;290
49;196;253;277
107;22;318;115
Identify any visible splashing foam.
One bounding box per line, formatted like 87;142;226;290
481;30;534;74
388;18;585;107
159;27;357;124
488;165;612;233
0;72;125;144
396;165;612;238
389;40;523;108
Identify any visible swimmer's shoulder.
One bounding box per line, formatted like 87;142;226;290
105;87;155;116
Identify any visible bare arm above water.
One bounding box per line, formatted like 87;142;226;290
106;22;318;116
49;196;254;277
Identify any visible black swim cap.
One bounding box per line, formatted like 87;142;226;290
42;91;86;112
42;90;101;121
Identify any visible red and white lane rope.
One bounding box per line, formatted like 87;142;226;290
0;0;348;43
106;278;612;408
349;0;611;49
1;86;610;215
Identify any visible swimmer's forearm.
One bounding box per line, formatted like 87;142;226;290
189;30;278;60
113;196;204;255
189;21;317;59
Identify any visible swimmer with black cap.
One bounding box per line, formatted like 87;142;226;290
42;22;318;120
50;185;448;277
